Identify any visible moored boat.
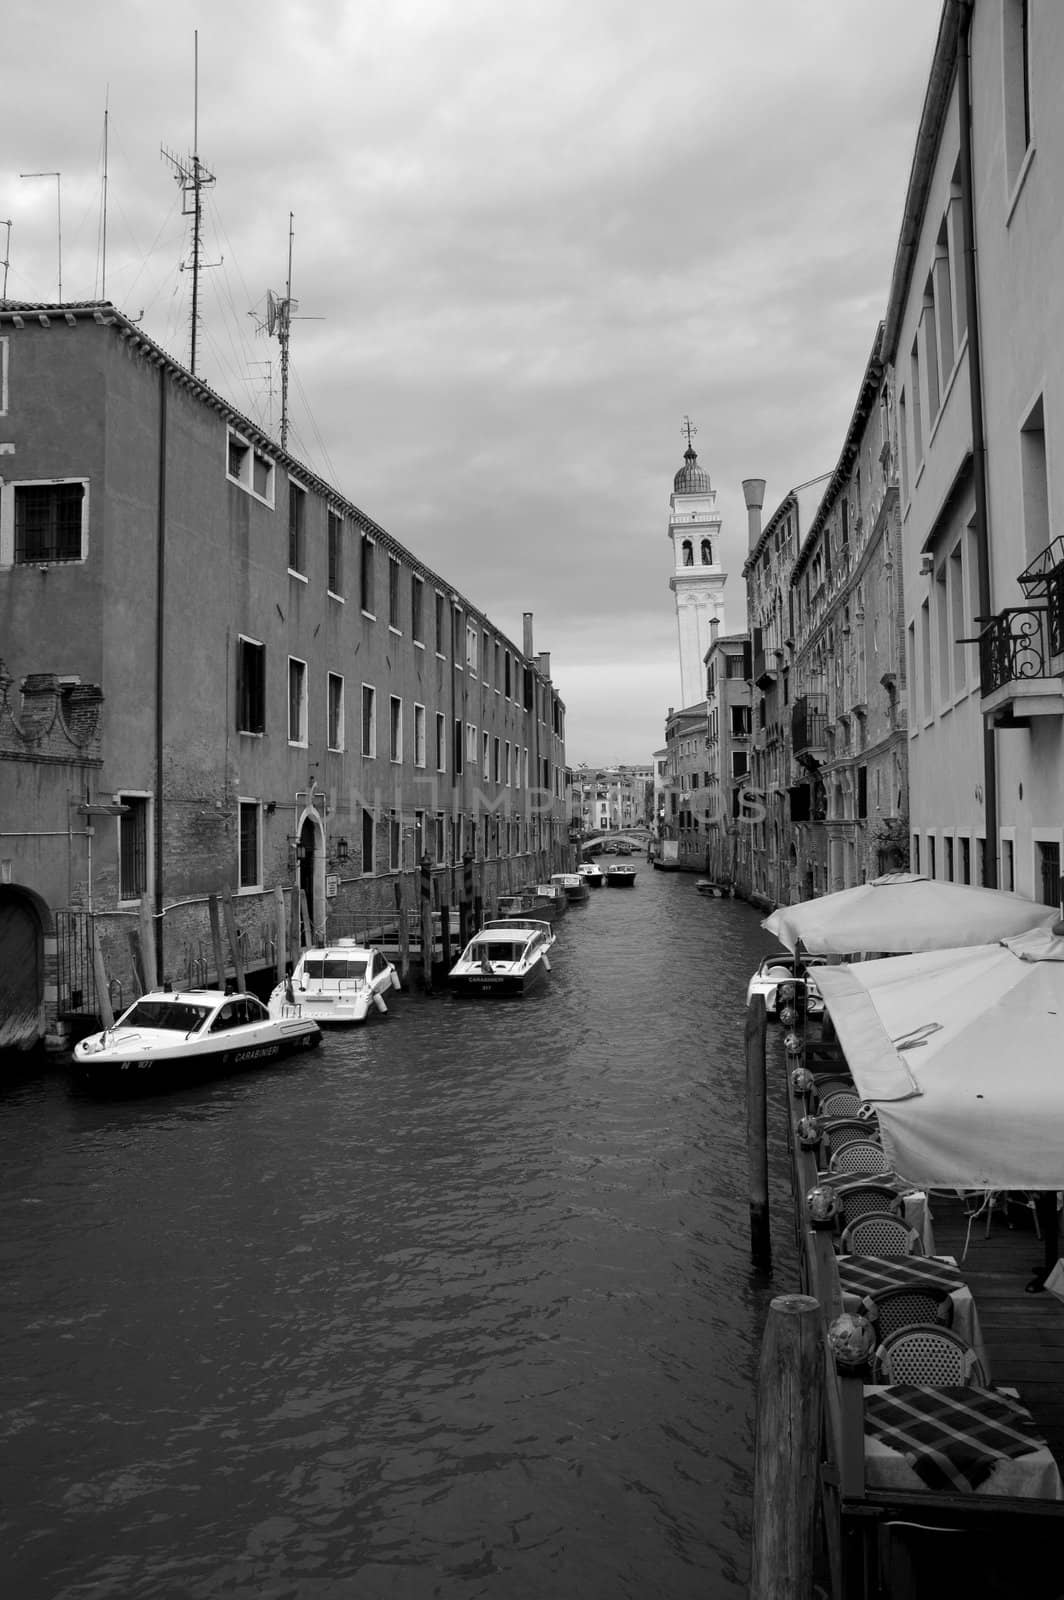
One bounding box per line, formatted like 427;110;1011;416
577;862;605;887
267;939;401;1024
551;871;590;904
448;923;553;997
604;863;637;887
72;987;321;1092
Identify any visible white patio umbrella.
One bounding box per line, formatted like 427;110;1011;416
814;924;1064;1191
763;871;1054;956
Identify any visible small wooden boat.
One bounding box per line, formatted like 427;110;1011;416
604;863;637;887
72;987;321;1092
695;879;732;898
448;924;553;996
267;939;401;1024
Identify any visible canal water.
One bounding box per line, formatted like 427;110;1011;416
0;868;798;1600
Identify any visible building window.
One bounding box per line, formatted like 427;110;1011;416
452;605;463;665
1002;837;1015;892
12;480;87;564
910;339;923;466
435;812;446;863
327;672;344;751
227;431;249;482
361;684;376;757
436;712;447;773
959;835;971;885
504;650;512;698
944;834;954;882
466;624;478;674
467;723;478;764
118;796;149;900
360;534;375;615
388;557;402;631
288;484;306;573
361;807;375;875
435;591;447;656
482;730;490;781
389;810;401;872
411;575;424;643
1020;397;1050;566
453;718;464;775
327;509;343;594
1037;840;1060;907
1004;0;1032;186
236;637;266;734
390;695;402;762
413;703;426;768
288;658;307;745
228;430;274;504
238;800;261;889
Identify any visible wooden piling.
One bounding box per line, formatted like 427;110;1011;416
419;854;434;994
439;902;452;972
396;879;410;986
273;886;287;981
207;894;226;988
137;900;158;991
91;934;114;1027
746;993;771;1270
221;889;246;990
749;1293;823;1600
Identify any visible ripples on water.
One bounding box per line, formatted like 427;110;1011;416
0;870;797;1599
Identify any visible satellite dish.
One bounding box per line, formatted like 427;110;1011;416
266;290;279;335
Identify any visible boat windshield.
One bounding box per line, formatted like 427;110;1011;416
302;958;369;980
118;1000;211;1032
471;942;523;965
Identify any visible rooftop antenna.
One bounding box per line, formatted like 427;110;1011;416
162;30;218;375
18;171;62;301
98;92;109;299
257;213;323;452
0;219;11;298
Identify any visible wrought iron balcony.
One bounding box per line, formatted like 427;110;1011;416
791;695;828;759
978;604;1064;725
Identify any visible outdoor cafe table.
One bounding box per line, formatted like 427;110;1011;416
863;1384;1064;1499
819;1171;937;1254
838;1253;989;1379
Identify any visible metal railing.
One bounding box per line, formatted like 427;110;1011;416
978;606;1052;696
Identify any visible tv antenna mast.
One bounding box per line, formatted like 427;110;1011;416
0;219;11;298
258;213;322;452
162;31;218;375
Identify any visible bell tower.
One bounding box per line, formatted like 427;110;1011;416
668;418;726;706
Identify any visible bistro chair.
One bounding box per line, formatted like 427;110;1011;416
839;1211;924;1256
829;1139;892;1178
834;1183;908;1228
871;1324;987;1387
822;1118;881;1159
818;1091;865;1119
860;1285;953;1339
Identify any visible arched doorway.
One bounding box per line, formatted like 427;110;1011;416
0;888;45;1051
297;810;326;944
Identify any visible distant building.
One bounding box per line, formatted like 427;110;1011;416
704;624;752;887
572;766;652;836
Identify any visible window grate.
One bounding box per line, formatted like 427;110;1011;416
15;483;84;562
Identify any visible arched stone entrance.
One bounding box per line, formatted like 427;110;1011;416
297;809;326;945
0;887;46;1051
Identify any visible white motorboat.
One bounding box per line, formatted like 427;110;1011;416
551;871;590;903
267;939;400;1024
481;915;557;950
448;923;553;997
577;862;605;887
604;863;638;887
72;987;321;1091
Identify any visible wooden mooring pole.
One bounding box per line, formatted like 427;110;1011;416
746;993;771;1270
749;1294;823;1600
419;853;434;995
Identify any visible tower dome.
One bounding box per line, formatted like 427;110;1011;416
673;445;711;495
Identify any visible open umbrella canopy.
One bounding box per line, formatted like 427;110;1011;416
763;872;1054;955
815;925;1064;1190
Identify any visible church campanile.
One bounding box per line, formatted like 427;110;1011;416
667;421;726;707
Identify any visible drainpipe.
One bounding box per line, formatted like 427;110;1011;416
958;1;998;885
154;369;168;970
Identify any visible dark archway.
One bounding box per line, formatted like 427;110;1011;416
0;887;45;1050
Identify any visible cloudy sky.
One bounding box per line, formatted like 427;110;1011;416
2;0;941;765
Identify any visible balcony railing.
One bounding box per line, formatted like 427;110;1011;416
1018;536;1064;598
979;606;1053;696
792;695;828;756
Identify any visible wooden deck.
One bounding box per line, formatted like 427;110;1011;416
771;1021;1064;1598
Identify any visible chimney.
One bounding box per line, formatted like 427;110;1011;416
742;478;766;552
523;612;534;658
709;616;720;643
537;651;551;681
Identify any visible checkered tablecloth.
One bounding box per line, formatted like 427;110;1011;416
864;1384;1047;1493
838;1254;961;1299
